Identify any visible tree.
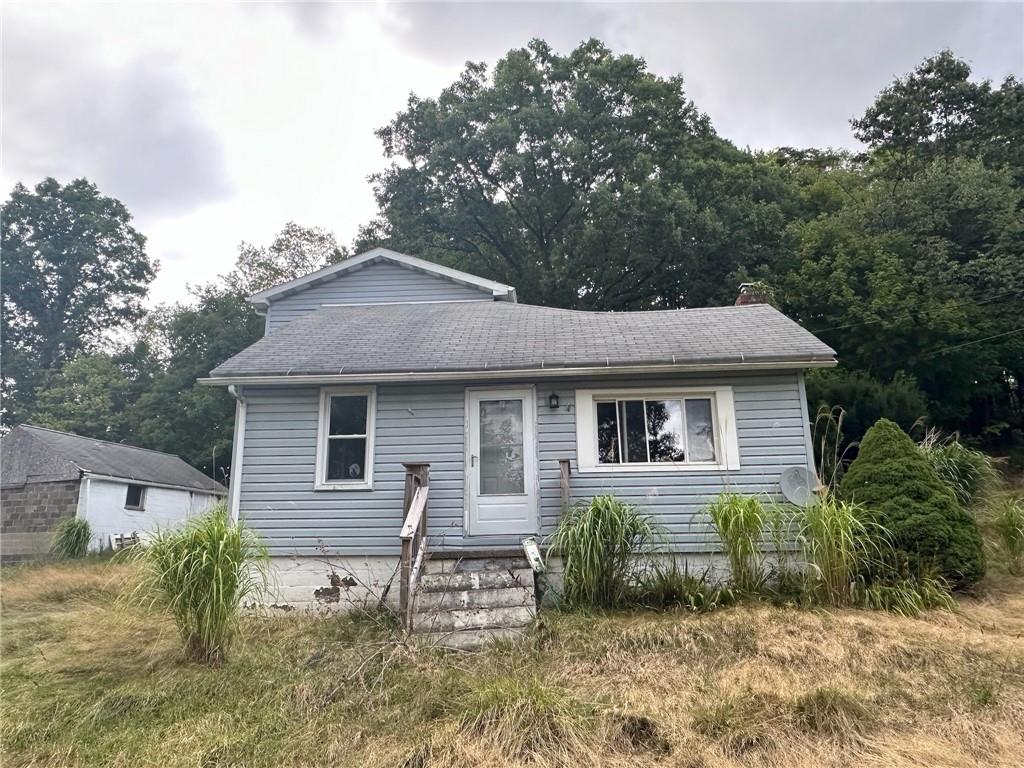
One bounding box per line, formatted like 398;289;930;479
27;354;137;441
840;419;985;589
852;50;1024;179
1;178;155;425
132;223;340;477
225;222;346;296
359;39;792;310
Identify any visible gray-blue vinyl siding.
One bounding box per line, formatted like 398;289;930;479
237;372;815;557
263;261;494;333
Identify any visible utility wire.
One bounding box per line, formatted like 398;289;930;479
806;286;1024;335
916;327;1024;360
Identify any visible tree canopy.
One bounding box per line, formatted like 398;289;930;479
5;45;1022;476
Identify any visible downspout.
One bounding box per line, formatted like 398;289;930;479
227;385;247;524
796;372;819;485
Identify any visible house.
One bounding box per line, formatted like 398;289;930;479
0;425;226;562
203;248;835;643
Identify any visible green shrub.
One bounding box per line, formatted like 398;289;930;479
918;428;1000;507
635;560;735;613
550;495;660;608
988;494;1024;574
840;419;985;589
706;493;770;593
127;506;270;664
50;517;91;559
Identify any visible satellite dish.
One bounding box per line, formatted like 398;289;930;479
779;466;817;507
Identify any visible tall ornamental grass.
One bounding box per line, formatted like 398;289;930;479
706;493;770;593
798;493;885;607
550;495;660;608
50;517;91;559
127;506;270;664
917;427;1000;507
989;494;1024;575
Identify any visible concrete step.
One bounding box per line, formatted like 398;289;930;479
412;604;536;635
425;555;531;574
418;569;532;593
414;585;534;612
416;626;530;651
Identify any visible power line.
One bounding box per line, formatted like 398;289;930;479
806;287;1024;335
917;327;1024;360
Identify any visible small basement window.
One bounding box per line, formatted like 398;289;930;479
315;387;377;490
125;484;146;510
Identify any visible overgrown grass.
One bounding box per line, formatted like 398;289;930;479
706;492;771;593
986;493;1024;574
50;516;91;559
125;506;270;664
634;560;736;612
3;558;1024;767
549;495;660;608
917;427;1000;507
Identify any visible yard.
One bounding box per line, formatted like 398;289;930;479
2;558;1022;768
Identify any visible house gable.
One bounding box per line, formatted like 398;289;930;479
252;248;517;334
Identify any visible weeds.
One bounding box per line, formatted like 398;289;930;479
549;495;660;608
51;517;91;559
917;426;1000;507
792;687;871;738
450;673;599;762
854;574;956;617
125;506;270;664
706;492;770;593
987;493;1024;574
635;560;735;613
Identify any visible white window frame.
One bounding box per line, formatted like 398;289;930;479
575;386;741;473
315;386;377;490
124;483;147;511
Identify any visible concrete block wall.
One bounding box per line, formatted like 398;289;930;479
0;479;81;563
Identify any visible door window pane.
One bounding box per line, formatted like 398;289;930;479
327;438;367;480
685;398;716;462
621;400;648;463
329;395;368;435
479;399;525;495
646;399;685;462
596;402;621;464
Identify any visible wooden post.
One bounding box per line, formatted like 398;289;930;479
558;459;571;513
399;463;430;631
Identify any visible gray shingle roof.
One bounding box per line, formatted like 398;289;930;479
2;425;226;493
210;301;835;379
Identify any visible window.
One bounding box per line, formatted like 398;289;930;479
125;484;146;510
576;387;740;472
315;387;376;490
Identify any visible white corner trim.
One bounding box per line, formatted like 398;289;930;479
313;385;377;491
228;388;247;523
574;385;741;473
247;248;516;307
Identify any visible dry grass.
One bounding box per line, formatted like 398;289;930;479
2;559;1023;768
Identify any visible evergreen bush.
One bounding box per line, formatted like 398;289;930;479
840;419;985;588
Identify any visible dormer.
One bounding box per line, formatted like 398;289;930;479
249;247;517;334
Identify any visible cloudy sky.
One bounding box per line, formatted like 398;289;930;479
3;1;1022;305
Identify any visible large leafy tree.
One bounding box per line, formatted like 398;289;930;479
1;178;155;425
852;49;1024;180
131;223;342;477
359;39;791;309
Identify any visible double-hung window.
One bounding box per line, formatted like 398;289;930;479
576;387;740;472
315;387;376;490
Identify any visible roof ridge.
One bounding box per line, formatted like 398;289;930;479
20;424;189;462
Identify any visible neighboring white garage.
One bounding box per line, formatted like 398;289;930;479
1;425;226;560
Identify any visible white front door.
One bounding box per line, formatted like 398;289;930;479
466;388;538;537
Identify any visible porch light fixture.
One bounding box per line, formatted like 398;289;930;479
548;393;560;410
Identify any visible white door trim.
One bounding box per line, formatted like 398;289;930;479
464;385;539;537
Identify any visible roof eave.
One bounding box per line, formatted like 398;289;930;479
200;357;837;387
